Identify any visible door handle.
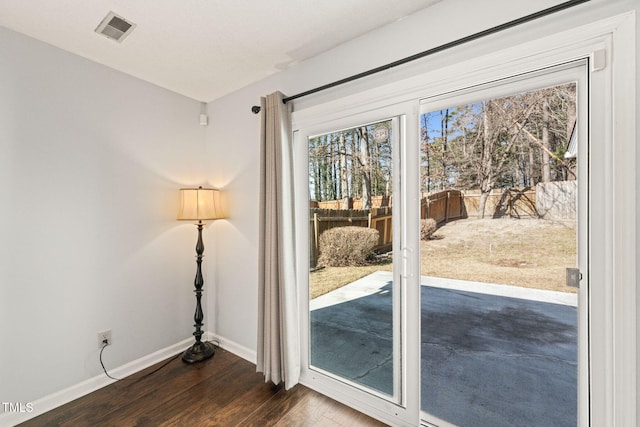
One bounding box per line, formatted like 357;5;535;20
401;247;413;280
566;268;582;288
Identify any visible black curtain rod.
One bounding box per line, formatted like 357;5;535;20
251;0;590;114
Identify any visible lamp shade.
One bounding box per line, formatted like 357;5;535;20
177;187;224;221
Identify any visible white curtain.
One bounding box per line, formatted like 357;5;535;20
256;91;300;389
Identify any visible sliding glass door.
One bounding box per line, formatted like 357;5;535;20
296;103;421;426
418;62;589;427
308;118;396;396
294;60;590;427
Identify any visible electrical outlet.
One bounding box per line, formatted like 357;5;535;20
98;330;112;347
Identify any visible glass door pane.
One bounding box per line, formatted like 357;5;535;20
308;118;398;398
419;79;583;426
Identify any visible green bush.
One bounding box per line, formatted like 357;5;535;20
421;218;437;240
318;226;380;267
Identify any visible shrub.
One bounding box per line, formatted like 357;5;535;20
421;218;437;240
318;226;379;267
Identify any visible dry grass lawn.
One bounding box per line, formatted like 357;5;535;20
310;218;576;299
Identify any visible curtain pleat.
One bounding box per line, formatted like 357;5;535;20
256;92;300;389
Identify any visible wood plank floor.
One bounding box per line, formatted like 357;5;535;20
19;348;387;426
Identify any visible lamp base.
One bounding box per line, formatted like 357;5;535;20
182;341;215;364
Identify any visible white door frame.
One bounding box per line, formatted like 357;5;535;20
292;11;635;426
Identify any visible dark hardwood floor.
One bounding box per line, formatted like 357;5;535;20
20;347;387;426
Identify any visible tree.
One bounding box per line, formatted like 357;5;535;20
420;82;577;216
357;126;372;209
339;132;348;201
420;114;433;193
308;120;393;206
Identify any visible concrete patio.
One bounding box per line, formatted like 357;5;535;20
310;271;577;427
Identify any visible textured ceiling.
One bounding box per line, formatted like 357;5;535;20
0;0;443;101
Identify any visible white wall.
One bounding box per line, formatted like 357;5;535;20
205;0;638;413
0;26;208;407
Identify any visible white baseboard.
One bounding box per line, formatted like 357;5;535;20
206;331;257;364
1;337;193;426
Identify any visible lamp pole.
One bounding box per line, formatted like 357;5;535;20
182;220;215;363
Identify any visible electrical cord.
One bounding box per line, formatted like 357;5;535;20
99;340;219;382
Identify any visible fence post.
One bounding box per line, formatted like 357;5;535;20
313;213;319;265
426;197;430;219
445;191;450;222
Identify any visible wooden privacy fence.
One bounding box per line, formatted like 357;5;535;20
421;190;465;224
420;188;539;220
310;195;392;210
309;207;392;267
309;184;567;265
462;188;537;218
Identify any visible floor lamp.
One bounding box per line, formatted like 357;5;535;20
177;186;224;363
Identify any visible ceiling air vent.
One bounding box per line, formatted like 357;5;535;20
95;11;136;43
